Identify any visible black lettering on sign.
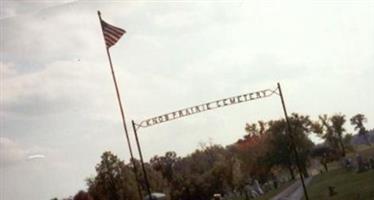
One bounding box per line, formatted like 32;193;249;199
261;90;268;97
178;110;184;117
206;103;211;110
172;112;178;119
237;95;243;103
249;93;255;100
195;106;201;112
146;120;152;126
229;97;236;104
158;116;164;122
256;92;262;98
223;99;229;106
243;94;249;101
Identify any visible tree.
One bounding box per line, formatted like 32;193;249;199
265;119;295;180
310;145;339;172
314;114;341;154
81;113;361;200
87;151;139;200
350;114;370;145
169;144;236;200
350;114;367;130
287;113;314;177
73;191;93;200
259;114;314;178
150;151;179;183
343;133;354;152
236;121;271;182
330;114;347;156
244;120;267;137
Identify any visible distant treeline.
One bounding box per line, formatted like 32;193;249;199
58;113;370;200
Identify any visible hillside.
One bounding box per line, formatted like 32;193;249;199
351;129;374;145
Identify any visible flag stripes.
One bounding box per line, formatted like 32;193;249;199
101;20;126;48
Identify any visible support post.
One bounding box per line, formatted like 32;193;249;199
277;82;309;200
132;120;153;200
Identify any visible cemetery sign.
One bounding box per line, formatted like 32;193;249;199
138;88;276;128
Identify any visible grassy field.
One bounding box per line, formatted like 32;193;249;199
303;168;374;200
303;146;374;200
234;146;374;200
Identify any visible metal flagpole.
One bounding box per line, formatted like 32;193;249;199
277;82;309;200
131;120;153;200
97;11;143;200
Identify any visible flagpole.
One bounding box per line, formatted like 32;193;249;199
277;82;309;200
131;120;153;200
97;11;143;200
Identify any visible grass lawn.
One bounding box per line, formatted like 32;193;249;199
303;168;374;200
303;146;374;200
235;146;374;200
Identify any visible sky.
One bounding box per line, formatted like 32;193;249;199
1;0;373;199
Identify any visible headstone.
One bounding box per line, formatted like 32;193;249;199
343;158;353;171
356;154;365;173
212;193;222;200
245;184;259;198
369;156;374;169
271;173;278;189
253;179;264;195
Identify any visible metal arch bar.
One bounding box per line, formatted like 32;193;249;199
135;87;277;129
270;87;280;96
133;122;142;131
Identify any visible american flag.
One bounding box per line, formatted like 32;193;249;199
100;19;126;48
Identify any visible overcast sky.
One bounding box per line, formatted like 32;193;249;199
1;0;373;199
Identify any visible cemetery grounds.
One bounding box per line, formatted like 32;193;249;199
235;145;374;200
301;145;374;200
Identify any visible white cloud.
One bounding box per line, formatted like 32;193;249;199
0;136;87;199
0;137;26;166
1;1;373;199
0;0;77;19
27;154;46;160
0;137;50;166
